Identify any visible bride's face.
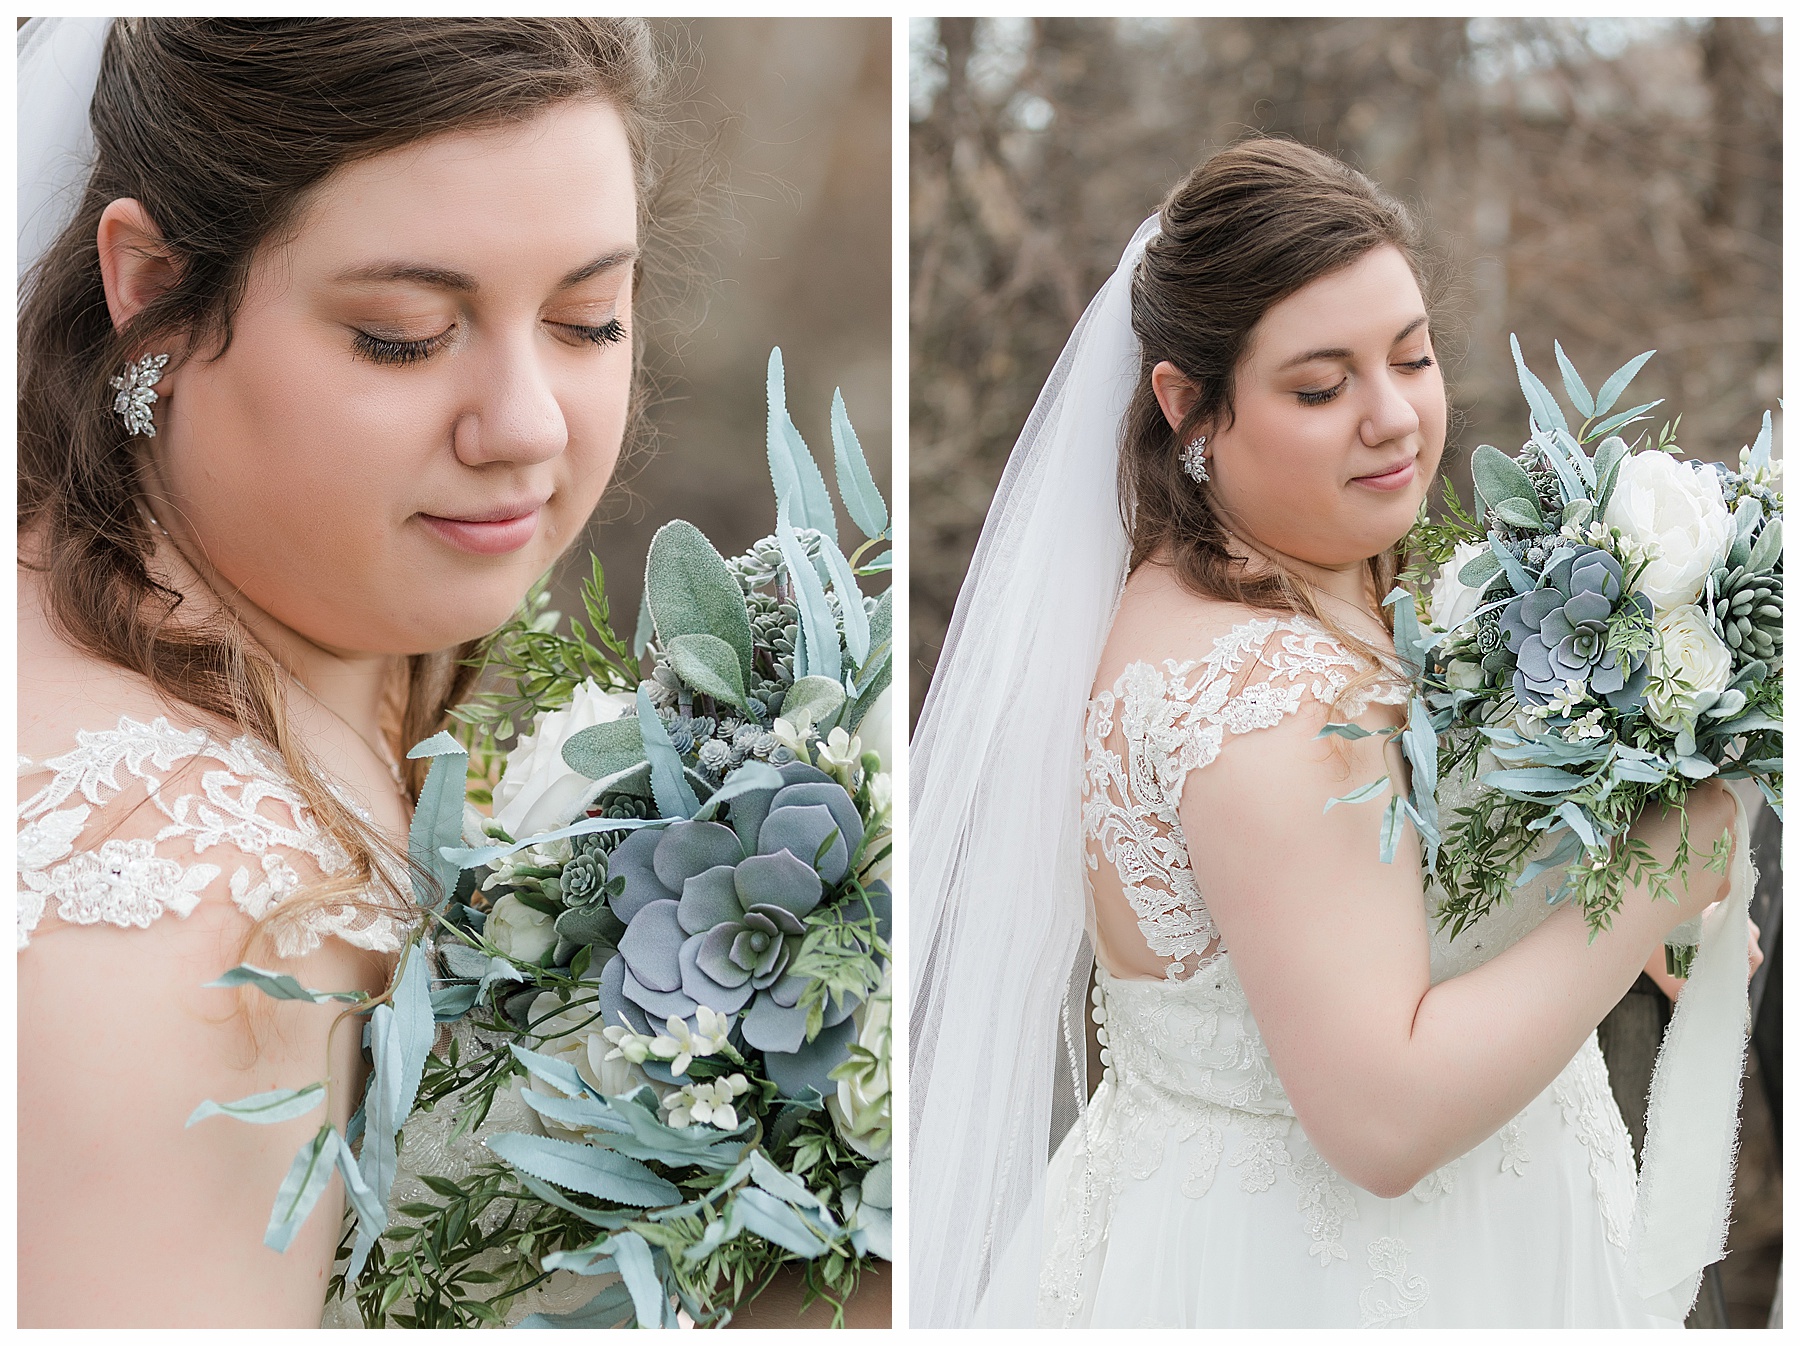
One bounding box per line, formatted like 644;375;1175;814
1205;245;1444;569
144;99;637;655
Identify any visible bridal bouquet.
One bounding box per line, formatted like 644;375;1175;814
191;350;893;1327
1337;338;1780;975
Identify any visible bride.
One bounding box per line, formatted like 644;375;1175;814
18;18;657;1327
910;138;1756;1328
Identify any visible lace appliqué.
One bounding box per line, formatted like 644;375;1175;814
1358;1236;1429;1327
1083;617;1406;980
18;715;407;958
1552;1034;1638;1247
1498;1117;1532;1175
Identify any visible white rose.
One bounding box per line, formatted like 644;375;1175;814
1644;604;1735;731
1603;453;1734;610
856;686;895;770
527;991;659;1141
1428;541;1492;631
492;679;636;840
827;973;891;1161
1445;659;1485;691
485;892;557;965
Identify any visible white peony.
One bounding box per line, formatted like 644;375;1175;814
1644;604;1735;731
492;679;636;841
1603;453;1734;611
1428;540;1493;631
485;892;557;965
827;972;891;1161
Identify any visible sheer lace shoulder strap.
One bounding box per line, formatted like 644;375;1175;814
1082;615;1405;979
18;713;408;957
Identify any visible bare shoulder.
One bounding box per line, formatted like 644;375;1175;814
1092;563;1280;696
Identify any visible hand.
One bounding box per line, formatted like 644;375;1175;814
1625;779;1736;933
1641;912;1763;1003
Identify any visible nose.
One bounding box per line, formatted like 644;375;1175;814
1361;367;1421;448
452;336;568;468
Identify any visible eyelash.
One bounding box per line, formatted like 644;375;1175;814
1296;355;1435;407
351;317;628;366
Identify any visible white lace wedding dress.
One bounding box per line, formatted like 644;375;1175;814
1032;615;1679;1329
18;712;597;1328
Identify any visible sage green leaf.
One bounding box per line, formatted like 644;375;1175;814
1553;340;1595;418
1592;349;1656;416
1483;766;1590;793
265;1124;339;1251
691;760;783;823
765;348;838;543
1323;776;1390;812
407;732;469;911
609;1231;666;1328
334;1129;384;1243
831;388;888;540
439;814;659;871
733;1186;830;1256
1457;547;1502;591
664;632;750;713
1493;496;1544;531
1489;537;1533;596
1589;399;1661;441
637;684;699;819
644;521;755;683
1384;585;1427;679
188;1082;325;1127
778;502;841;684
844;589;893;731
1746;517;1782;575
562;718;646;782
510;1043;605;1102
348;946;433;1278
819;534;871;666
1510;334;1567;434
1471;444;1539;514
782;675;847;729
1746;409;1774;473
517;1281;637;1329
515;1170;640;1228
749;1151;832;1213
1593;435;1630;510
486;1132;681;1207
1378;794;1406;863
1316;722;1377;740
205;964;368;1004
633;584;654;660
1512;829;1586;888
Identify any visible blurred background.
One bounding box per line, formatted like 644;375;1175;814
910;17;1779;1328
569;17;891;629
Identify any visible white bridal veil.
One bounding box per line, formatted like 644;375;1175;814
18;18;112;286
909;207;1752;1325
909;217;1158;1326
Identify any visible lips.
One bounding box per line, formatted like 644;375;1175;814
417;500;546;556
1351;458;1417;492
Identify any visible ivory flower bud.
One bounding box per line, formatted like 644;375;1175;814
491;679;636;841
485;893;557;965
1644;604;1734;730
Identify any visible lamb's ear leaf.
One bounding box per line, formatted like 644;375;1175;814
644;521;755;684
665;633;751;713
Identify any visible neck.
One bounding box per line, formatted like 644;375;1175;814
1222;529;1379;620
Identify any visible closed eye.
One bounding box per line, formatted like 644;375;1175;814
352;326;455;366
555;318;627;347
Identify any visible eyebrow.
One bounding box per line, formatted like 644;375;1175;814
331;247;639;295
1277;315;1430;371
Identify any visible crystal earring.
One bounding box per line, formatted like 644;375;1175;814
1181;434;1209;485
110;353;170;438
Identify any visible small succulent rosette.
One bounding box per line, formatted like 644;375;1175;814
1373;336;1779;973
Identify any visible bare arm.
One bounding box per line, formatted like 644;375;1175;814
19;872;386;1326
1182;694;1732;1198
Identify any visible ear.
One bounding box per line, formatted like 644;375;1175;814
1150;360;1200;437
96;198;182;336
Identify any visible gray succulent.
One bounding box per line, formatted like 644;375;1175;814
1501;546;1649;710
595;761;885;1096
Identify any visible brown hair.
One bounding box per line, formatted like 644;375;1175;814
1121;136;1434;667
19;18;665;953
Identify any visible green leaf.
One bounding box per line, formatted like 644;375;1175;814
1592;435;1630;511
1457;548;1502;591
1591;349;1656;416
265;1124;339;1251
633;582;654;660
188;1082;325;1127
609;1231;667;1328
1510;334;1568;434
1493;496;1544;531
348;946;434;1278
818;534;871;666
830;388;888;541
766;347;838;543
1589;399;1662;441
407;732;469;912
1553;340;1595;419
665;632;750;712
1378;794;1406;863
1482;766;1591;793
644;521;755;684
561;717;647;782
782;675;847;730
637;685;699;819
778;502;841;684
844;589;893;731
1316;722;1377;740
1471;444;1539;515
1745;516;1782;575
485;1132;682;1207
1324;775;1390;812
733;1187;831;1257
205;964;368;1004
